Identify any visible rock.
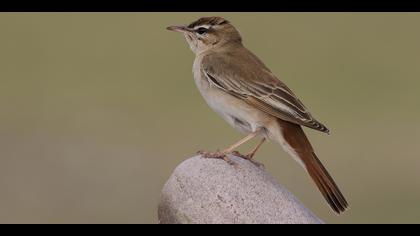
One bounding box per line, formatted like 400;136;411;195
158;155;323;224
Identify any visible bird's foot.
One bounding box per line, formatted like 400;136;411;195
197;150;237;166
230;151;265;169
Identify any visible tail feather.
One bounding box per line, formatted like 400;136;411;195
303;152;348;214
277;119;349;214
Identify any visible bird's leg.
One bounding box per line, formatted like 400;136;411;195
247;138;266;159
231;138;266;168
222;129;261;153
198;128;263;166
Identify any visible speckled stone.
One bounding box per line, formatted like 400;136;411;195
158;155;323;224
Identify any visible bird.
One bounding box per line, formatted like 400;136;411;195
167;16;348;214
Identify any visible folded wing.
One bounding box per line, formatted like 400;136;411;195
202;53;330;134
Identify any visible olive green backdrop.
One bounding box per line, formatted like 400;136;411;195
0;13;419;224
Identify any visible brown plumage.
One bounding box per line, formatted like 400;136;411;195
168;16;348;214
279;119;348;213
188;16;229;28
202;48;330;134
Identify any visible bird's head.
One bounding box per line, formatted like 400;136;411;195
167;17;242;54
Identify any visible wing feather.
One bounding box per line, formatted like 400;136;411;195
202;52;330;134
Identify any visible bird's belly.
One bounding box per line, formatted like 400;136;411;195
199;85;274;136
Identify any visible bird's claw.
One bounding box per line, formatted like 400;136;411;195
197;150;237;166
230;151;265;169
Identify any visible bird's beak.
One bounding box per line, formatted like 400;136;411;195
166;25;193;33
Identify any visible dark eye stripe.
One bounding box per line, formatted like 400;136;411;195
196;27;208;35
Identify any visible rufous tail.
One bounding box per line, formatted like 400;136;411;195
302;151;348;214
278;119;349;214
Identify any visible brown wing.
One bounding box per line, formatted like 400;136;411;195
202;51;330;134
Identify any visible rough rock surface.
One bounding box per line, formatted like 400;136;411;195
158;155;323;224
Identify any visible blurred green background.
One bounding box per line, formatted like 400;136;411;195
0;13;419;224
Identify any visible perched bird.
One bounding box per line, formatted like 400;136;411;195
167;17;348;214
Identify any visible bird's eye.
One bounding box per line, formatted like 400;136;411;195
196;27;208;35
